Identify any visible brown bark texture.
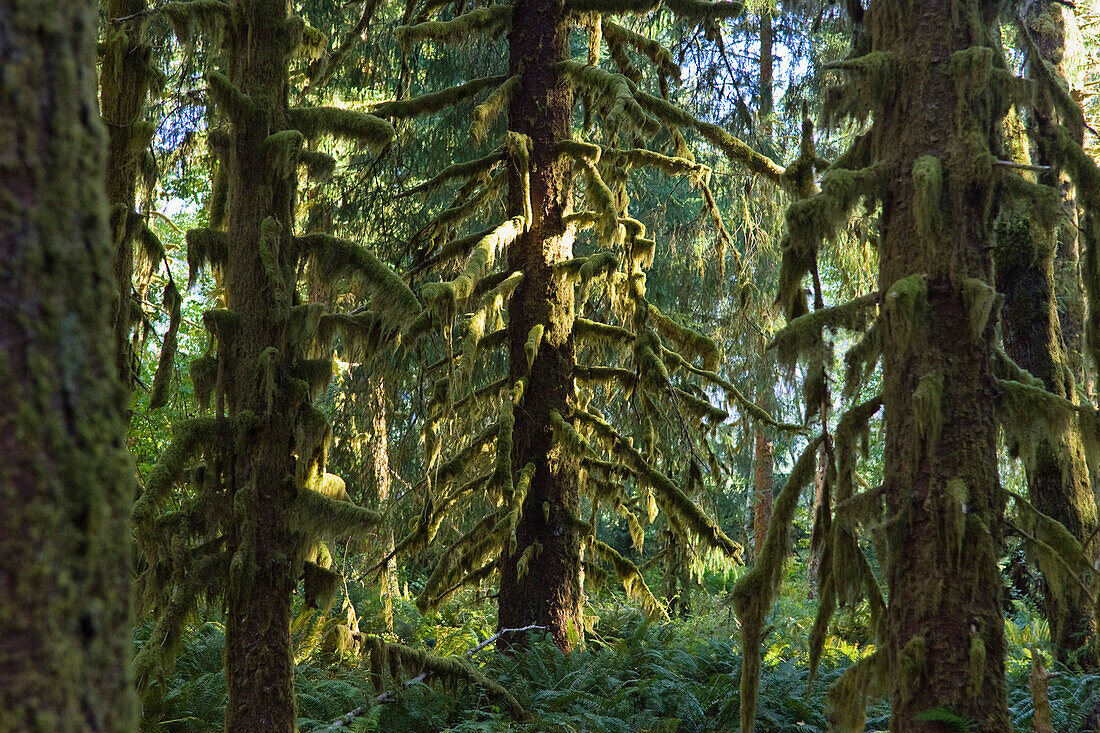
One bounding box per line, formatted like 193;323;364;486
221;1;299;729
0;2;136;730
753;430;774;562
495;0;584;651
868;1;1010;729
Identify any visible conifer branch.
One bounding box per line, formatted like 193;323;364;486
371;75;509;118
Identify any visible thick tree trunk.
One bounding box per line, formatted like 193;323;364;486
496;0;584;651
0;2;136;729
996;217;1098;665
1025;0;1089;396
222;1;299;729
871;1;1009;729
100;0;151;393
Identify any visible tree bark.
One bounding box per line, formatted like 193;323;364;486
758;5;774;140
495;0;584;651
365;372;397;631
752;430;774;562
100;0;152;394
0;2;136;729
221;1;299;729
870;1;1010;729
996;214;1098;665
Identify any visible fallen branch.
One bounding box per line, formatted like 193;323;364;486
321;626;543;730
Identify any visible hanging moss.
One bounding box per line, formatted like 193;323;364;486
731;435;824;733
825;651;886;733
206;71;255;121
186;228;228;287
588;539;669;619
354;635;526;719
421;219;523;310
290;487;381;542
556;61;662;139
134;418;217;525
263;129;305;179
298;150;336;181
647;304;719;370
302;561;341;610
395;6;511;48
524;324;545;370
634;91;789;189
288;107;394;150
190;355;218;409
602;21;680;83
912;372;944;450
471;76;520;141
403;150;507;198
161;0;231;46
573;408;742;558
296;233;420;325
912;155;943;243
371;75;508;119
961;278;998;341
770;292;878;369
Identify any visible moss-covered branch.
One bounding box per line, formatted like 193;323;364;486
371;75;508;119
288;107;394;150
395;6;511;48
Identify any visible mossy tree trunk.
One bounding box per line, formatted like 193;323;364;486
495;0;584;650
0;2;136;729
871;1;1009;728
100;0;152;394
1025;0;1088;395
753;430;774;562
220;1;299;729
996;217;1098;665
996;0;1099;669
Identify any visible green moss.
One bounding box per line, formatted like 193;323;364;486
912;155;942;243
825;651;885;732
557;61;662;139
372;75;507;119
396;5;510;48
588;539;668;619
771;292;878;369
471;76;520;141
288;106;394;150
913;372;944;450
296;233;420;326
207;70;254;121
161;0;231;45
731;435;824;733
967;635;986;698
962;278;997;341
185;227;228;287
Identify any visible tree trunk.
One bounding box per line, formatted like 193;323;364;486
996;214;1098;665
752;430;774;562
365;372;397;631
495;0;583;651
100;0;151;394
222;1;299;729
758;5;774;140
0;2;136;729
871;1;1009;729
1025;0;1089;397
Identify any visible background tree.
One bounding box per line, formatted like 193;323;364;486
0;1;136;729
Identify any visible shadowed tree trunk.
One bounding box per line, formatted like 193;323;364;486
101;0;152;394
495;0;584;650
753;430;774;562
0;2;136;729
996;214;1098;665
871;1;1010;727
997;0;1100;669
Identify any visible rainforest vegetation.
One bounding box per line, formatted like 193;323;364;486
7;0;1100;731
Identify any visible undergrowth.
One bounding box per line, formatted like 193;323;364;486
135;562;1099;733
